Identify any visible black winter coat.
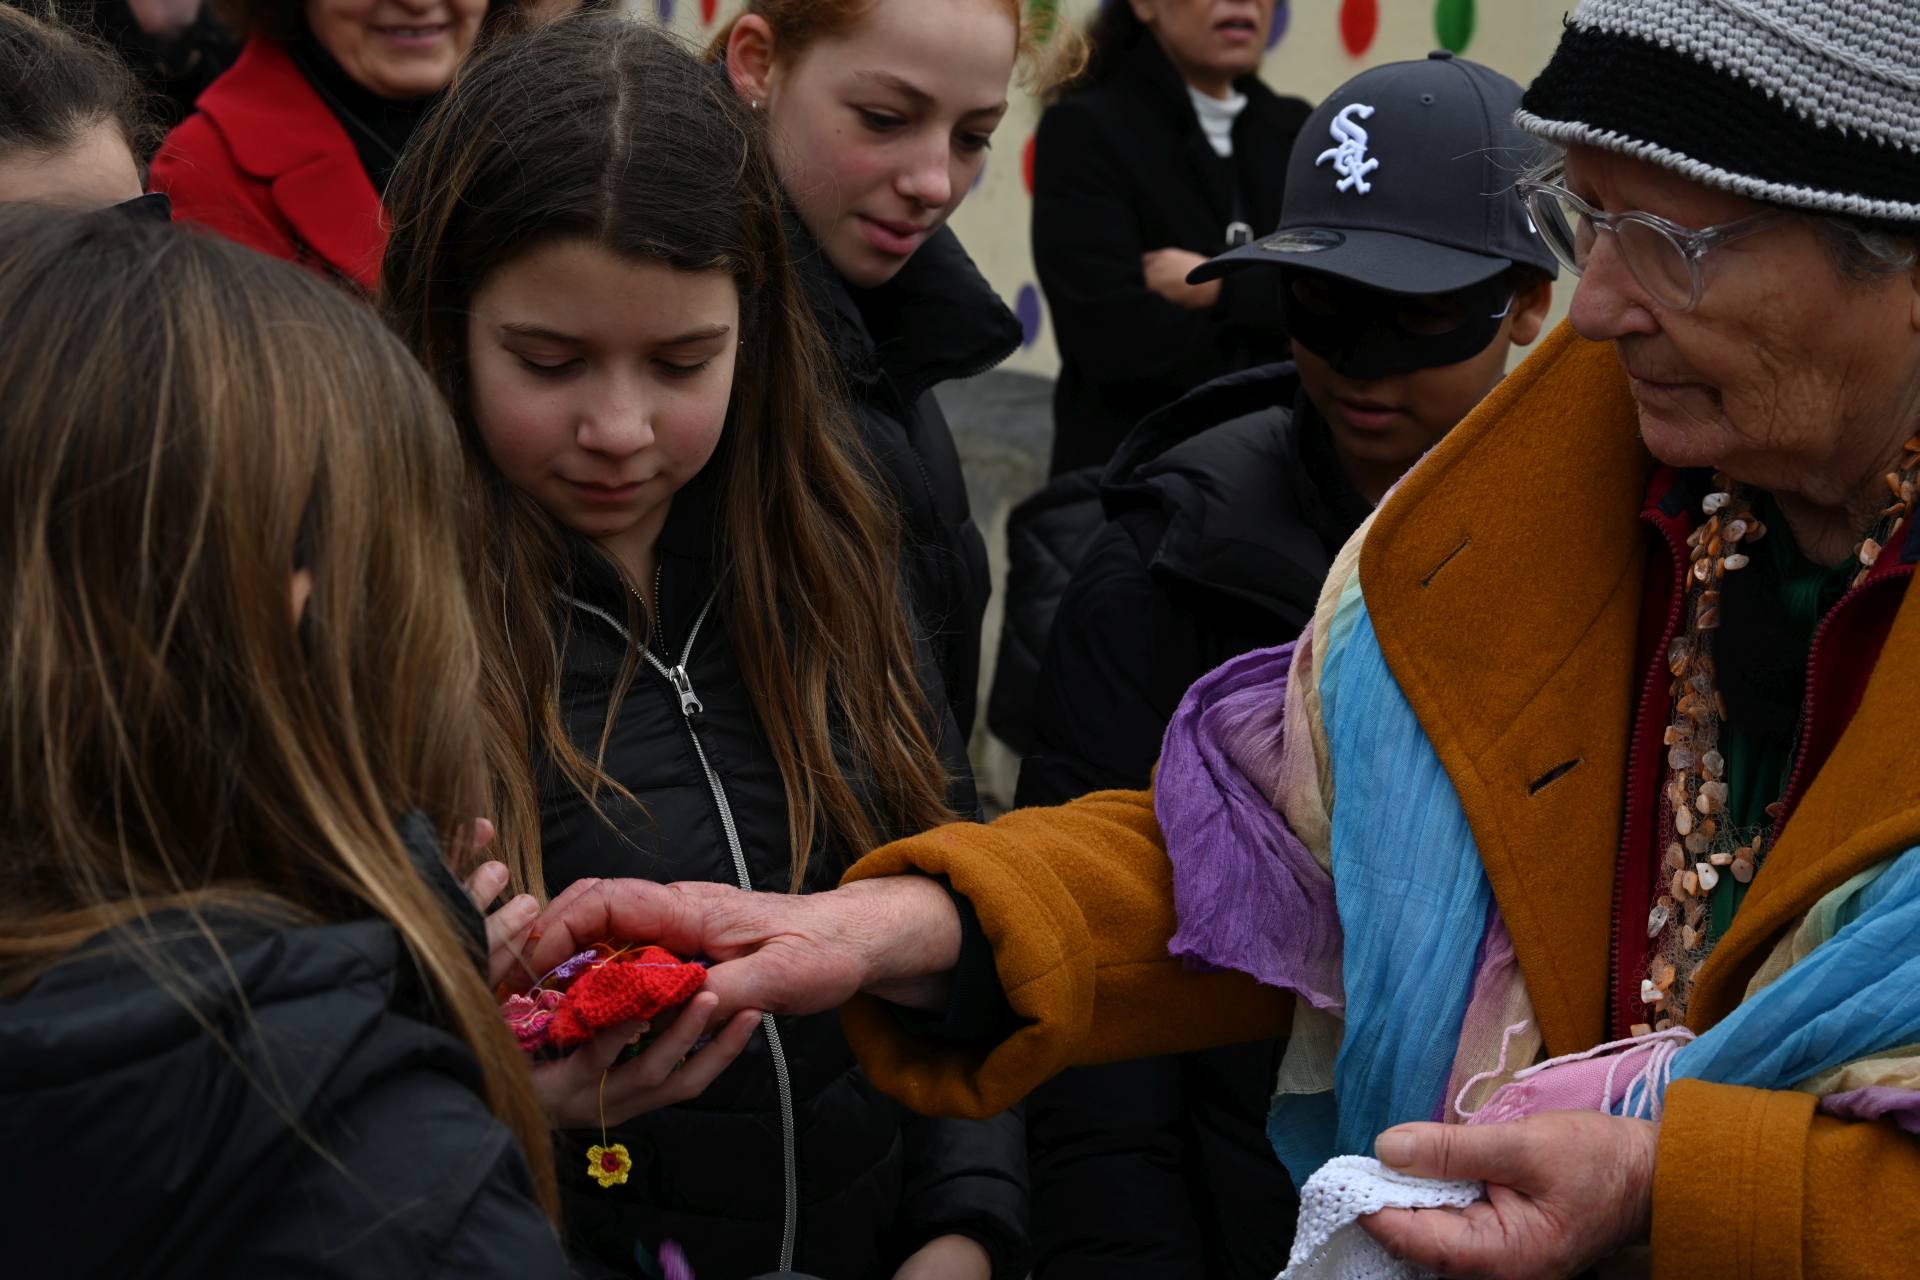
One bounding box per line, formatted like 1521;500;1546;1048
1017;363;1371;804
1015;364;1371;1279
540;478;1027;1280
1033;34;1311;478
984;468;1105;755
792;216;1016;742
0;826;576;1280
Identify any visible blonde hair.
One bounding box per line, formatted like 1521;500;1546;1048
0;207;558;1220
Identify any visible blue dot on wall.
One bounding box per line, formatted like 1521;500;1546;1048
656;0;675;22
1269;0;1289;48
1015;284;1043;348
972;156;987;193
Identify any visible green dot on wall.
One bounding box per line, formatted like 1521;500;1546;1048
1435;0;1475;54
1030;0;1059;45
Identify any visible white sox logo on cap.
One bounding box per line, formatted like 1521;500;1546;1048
1316;103;1379;195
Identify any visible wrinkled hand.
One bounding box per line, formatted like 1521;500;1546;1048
464;857;761;1126
1360;1112;1658;1280
516;875;963;1019
892;1233;991;1280
1142;247;1221;310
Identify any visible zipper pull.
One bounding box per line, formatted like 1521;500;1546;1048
667;664;704;719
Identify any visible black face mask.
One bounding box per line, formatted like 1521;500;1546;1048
1283;270;1514;381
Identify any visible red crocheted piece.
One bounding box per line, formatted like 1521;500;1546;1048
543;946;708;1050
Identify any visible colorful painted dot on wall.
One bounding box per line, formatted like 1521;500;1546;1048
1434;0;1475;53
1015;284;1044;349
655;0;674;25
1339;0;1378;57
1267;0;1289;49
701;0;718;25
1029;0;1059;45
1023;132;1036;197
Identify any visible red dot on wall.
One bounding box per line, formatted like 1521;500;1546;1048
1023;133;1036;196
1339;0;1378;56
702;0;718;23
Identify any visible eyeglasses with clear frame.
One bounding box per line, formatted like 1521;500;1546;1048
1515;176;1789;312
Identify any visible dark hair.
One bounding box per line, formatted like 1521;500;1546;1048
382;15;957;893
215;0;322;41
0;5;154;166
1070;0;1146;91
1503;263;1554;297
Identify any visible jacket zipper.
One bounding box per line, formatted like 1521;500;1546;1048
1609;511;1691;1037
567;591;802;1273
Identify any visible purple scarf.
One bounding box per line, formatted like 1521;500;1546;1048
1157;642;1344;1012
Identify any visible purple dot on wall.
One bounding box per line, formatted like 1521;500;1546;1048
973;156;987;193
1269;0;1289;48
1015;284;1043;348
656;0;675;22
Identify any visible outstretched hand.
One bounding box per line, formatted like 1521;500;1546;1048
513;875;965;1020
463;860;761;1127
1359;1112;1658;1280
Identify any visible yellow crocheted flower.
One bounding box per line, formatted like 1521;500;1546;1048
586;1142;632;1188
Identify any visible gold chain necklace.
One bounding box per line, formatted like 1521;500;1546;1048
1638;435;1920;1030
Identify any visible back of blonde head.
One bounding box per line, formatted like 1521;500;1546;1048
0;207;556;1216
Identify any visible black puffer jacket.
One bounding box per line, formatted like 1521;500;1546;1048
1016;364;1371;1279
541;477;1027;1280
984;467;1104;756
1017;363;1371;803
791;216;1017;742
1033;33;1311;477
0;828;576;1280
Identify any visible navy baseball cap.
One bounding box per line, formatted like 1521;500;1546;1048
1190;52;1558;295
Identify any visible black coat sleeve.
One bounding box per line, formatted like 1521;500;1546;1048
890;1106;1032;1280
1031;102;1257;394
1015;520;1172;807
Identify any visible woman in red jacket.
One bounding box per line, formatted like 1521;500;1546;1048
151;0;485;291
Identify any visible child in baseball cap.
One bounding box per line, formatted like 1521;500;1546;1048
1188;50;1559;501
1026;51;1561;803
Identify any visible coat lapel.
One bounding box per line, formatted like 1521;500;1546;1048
197;37;384;291
1359;324;1652;1055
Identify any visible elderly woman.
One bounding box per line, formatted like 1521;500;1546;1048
149;0;486;290
520;2;1920;1274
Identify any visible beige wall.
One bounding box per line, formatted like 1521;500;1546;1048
643;1;1574;374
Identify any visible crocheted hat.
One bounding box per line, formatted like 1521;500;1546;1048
1516;0;1920;225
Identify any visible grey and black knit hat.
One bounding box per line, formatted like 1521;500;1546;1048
1517;0;1920;226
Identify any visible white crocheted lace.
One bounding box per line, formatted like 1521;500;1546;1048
1276;1156;1483;1280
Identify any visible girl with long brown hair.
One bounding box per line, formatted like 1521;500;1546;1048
0;205;567;1278
381;16;1026;1280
